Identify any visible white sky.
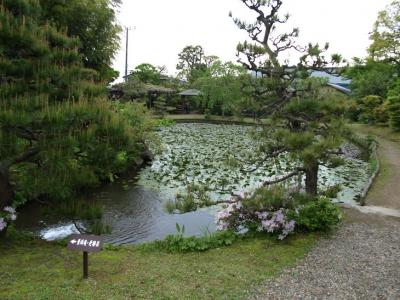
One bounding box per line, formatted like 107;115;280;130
112;0;392;80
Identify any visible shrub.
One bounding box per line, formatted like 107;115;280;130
291;198;342;232
144;224;238;253
153;118;176;128
357;95;388;125
215;187;342;240
216;187;299;240
387;96;400;131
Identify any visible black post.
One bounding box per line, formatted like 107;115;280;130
83;251;89;279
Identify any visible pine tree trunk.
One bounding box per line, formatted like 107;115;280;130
305;162;319;196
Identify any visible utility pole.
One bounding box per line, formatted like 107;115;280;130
124;27;130;81
124;26;136;82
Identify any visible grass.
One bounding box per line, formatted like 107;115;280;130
0;233;317;299
350;123;399;202
350;123;400;145
163;114;270;125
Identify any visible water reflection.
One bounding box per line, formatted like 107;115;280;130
96;184;216;245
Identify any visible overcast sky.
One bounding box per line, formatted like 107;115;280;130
112;0;392;80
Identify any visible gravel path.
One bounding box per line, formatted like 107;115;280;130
250;211;400;299
250;127;400;299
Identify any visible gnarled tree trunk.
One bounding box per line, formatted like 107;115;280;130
305;162;319;196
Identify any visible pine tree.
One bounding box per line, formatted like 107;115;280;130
0;0;146;210
231;0;348;196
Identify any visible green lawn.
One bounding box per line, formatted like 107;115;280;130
0;234;316;299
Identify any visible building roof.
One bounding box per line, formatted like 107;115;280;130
310;71;351;86
178;89;202;96
327;83;351;94
145;84;175;94
310;71;351;94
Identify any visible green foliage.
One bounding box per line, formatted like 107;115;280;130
145;225;239;253
368;0;400;63
388;78;400;97
320;184;342;199
153;95;167;117
244;186;295;211
152;118;176;128
166;184;213;213
230;0;349;196
176;45;218;83
387;96;400;131
290;198;342;232
130;63;162;84
0;2;150;208
40;0;121;82
356;95;389;124
346;2;400;130
193;60;250;116
346;60;397;99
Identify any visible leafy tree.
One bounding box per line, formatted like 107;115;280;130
0;0;149;215
369;0;400;63
39;0;122;82
177;45;217;83
193;60;251;115
346;59;396;99
130;63;162;85
346;1;400;126
356;96;389;124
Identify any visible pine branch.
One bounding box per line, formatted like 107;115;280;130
262;168;305;187
242;148;286;173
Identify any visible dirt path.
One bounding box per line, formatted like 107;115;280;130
250;126;400;299
366;136;400;210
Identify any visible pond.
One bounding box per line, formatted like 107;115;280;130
16;123;371;245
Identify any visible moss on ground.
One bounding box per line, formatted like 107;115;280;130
0;234;316;299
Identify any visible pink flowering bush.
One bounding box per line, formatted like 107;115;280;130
216;187;297;240
216;186;342;239
0;206;18;232
216;200;296;240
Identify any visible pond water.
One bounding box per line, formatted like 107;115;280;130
16;123;371;245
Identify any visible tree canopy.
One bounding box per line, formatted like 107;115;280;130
177;45;218;83
346;1;400;129
369;0;400;63
39;0;122;82
0;0;150;213
192;60;251;116
130;63;162;85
